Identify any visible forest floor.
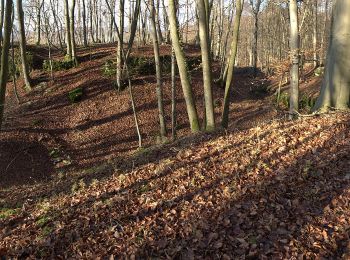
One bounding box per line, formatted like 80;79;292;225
0;44;349;258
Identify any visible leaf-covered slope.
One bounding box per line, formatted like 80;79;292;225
1;112;350;259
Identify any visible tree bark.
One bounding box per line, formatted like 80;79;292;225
314;0;350;111
64;0;72;58
196;0;215;131
82;0;88;46
0;0;13;130
149;0;167;138
221;0;243;128
69;0;78;65
168;0;200;132
289;0;299;118
17;0;32;90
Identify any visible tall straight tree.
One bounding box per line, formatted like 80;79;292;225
81;0;88;46
168;0;200;132
17;0;32;90
313;0;350;111
196;0;215;131
64;0;72;58
35;0;44;45
69;0;78;65
0;0;4;45
221;0;243;128
0;0;13;129
149;0;167;139
289;0;299;118
249;0;263;76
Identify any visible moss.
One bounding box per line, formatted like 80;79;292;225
102;55;202;78
0;208;20;219
68;88;83;103
43;59;75;72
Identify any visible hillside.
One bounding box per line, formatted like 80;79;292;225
0;44;349;258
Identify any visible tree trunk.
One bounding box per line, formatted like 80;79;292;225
196;0;215;131
116;0;125;90
36;0;44;45
0;0;13;130
289;0;299;118
221;0;243;128
149;0;167;139
171;48;176;140
168;0;200;133
64;0;72;58
70;0;78;65
82;0;88;46
0;0;4;45
314;0;350;111
17;0;32;90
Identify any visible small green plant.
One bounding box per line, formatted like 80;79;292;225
102;59;116;77
0;208;20;219
36;215;51;227
68;87;83;103
314;67;324;77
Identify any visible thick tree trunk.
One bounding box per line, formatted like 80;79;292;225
221;0;243;128
149;0;167;139
168;0;200;133
314;0;350;111
289;0;299;118
17;0;32;90
0;0;13;130
196;0;215;131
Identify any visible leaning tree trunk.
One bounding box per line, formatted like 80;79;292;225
17;0;32;90
149;0;167;139
0;0;13;130
313;0;350;111
289;0;299;118
221;0;243;128
168;0;200;133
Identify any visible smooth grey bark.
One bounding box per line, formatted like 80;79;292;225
35;0;44;45
64;0;72;58
69;0;78;65
168;0;200;132
196;0;215;131
82;0;88;46
221;0;243;128
116;0;125;90
0;0;13;130
16;0;32;90
171;48;176;140
249;0;262;76
313;0;318;67
0;0;4;45
289;0;299;118
149;0;167;138
314;0;350;111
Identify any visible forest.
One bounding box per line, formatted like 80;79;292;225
0;0;349;258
